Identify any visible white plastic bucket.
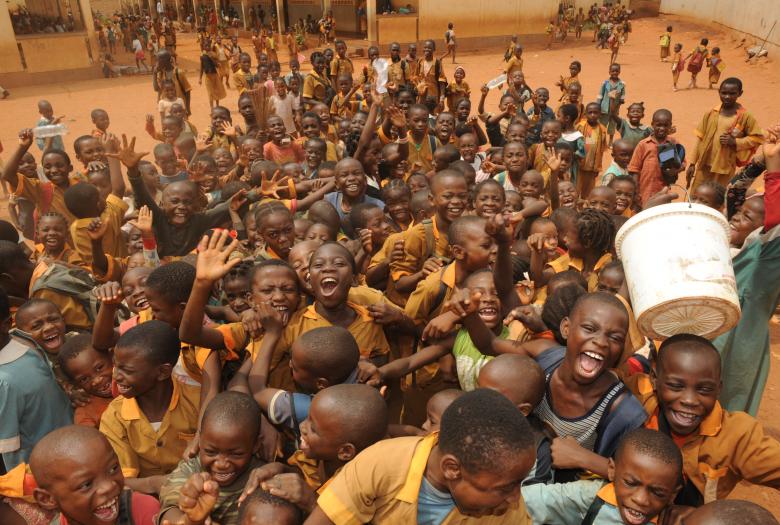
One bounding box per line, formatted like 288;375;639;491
615;202;740;340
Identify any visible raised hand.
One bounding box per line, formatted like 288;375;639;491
358;228;372;256
255;300;286;331
99;131;120;154
18;128;34;148
545;147;563;173
94;281;124;306
178;472;218;525
87;218;109;241
515;280;535;306
504;305;546;333
195;132;212;153
386;105;407;130
485;212;512;244
526;232;547;253
87;160;107;173
446;288;482;318
194;229;241;283
229;189;248;212
220;121;238;137
259;170;290;199
106;134;148;168
187;161;208;182
127;205;154;237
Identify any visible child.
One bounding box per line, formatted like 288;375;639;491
66;177;128;264
556;61;582;102
447;66;470;112
523;428;682;524
324;158;385;222
587;186;618;215
660;25;672;61
330;73;361;120
58;334;114;427
526;88;555;146
473;179;506;219
33;212;84;265
416;39;447;110
91;108;111;137
158;79;184;120
597;260;626;295
99;320;200;493
671;43;685;91
158;392;264;524
29;425;159;525
627;334;780;504
686;38;709;89
628;109;678;207
34;99;64;151
597;63;626;146
687;78;762;191
609;175;639;217
613;102;653;150
311;389;536;523
683;500;779;525
271;78;300;136
557;103;586;181
238;490;303;525
265;115;305;164
601;139;634;186
707;47;725;89
691;180;726;210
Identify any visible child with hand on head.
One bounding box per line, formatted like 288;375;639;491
523;428;682;525
99;321;201;495
157;392;265;525
309;389;537;524
58;334;115;427
627;334;780;505
613;102;652;150
30;425;160;525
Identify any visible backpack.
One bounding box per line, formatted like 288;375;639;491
29;262;100;324
689;48;706;68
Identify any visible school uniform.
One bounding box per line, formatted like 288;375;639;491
524;479;643;525
627;373;780;504
295;135;340;162
369;231;410;307
390;216;451;283
29;259;96;331
546;251;612;292
99;378;200;478
70;194;129;264
330;56;354;78
302;70;332;104
317;433;533;525
506;55;524;76
577;120;609;197
215;321;294;391
416;57;447;101
13;175;78;225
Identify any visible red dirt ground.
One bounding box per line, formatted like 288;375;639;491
1;12;779;516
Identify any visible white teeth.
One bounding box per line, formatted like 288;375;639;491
584;351;604;361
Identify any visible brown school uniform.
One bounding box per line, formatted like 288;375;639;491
70;194;129;264
215;322;295;391
627;374;780;502
369;231;409;307
28;260;93;331
390;216;451;282
317;433;532;525
506;55;524;76
14;176;79;226
546;252;612;292
330;56;354;78
416;57;446;101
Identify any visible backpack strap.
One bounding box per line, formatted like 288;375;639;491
580;496;607;525
429;277;449;316
117;488;135;525
422;218;435;260
429;134;438;154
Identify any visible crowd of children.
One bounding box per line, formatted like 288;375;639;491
0;12;779;525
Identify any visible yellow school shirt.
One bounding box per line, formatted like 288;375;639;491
404;262;456;327
99;378;200;478
368;231;409;307
70;194;129;264
29;260;92;331
14;175;78;225
295;135;339;162
390;216;450;281
330;93;359;120
546;252;612;292
281;303;390;363
215;322;294;391
330;56;354;77
318;433;532;525
506;55;524;76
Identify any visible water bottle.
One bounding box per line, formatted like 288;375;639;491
373;58;389;94
33;124;68;139
486;74;507;90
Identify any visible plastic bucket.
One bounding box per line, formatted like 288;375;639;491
615;202;740;340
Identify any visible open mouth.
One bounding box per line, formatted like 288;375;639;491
621;506;648;525
95;379;113;397
44;237;61;248
346;183;360;193
478;305;498;324
668;408;701;430
116;382;133;396
93;497;119;522
319;277;339;296
211;471;236;484
447;206;463;216
577;351;605;379
134;297;150;310
41;332;63;351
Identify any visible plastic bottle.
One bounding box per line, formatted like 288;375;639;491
373;58;389;94
33;124;68;139
486;74;507;90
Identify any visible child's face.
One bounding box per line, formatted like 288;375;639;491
301;117;320;138
397;91;414;114
298;394;346;460
161;119;182;143
612;143;634;168
729;197;764;247
458;135;477;163
597;267;624;294
19;152;38;178
239;54;251;71
518;172;544;199
88;171;113;204
610;445;681;525
275;80;288;97
155;149;179;176
533;89;550;108
362;207;392;249
335;160;367;200
309;244;353;309
431;176;468;224
385;192;411;226
212;148;234;175
692;185;720;210
351;112;368;134
588;189;617;214
454;224;496;272
504;191;523;212
305;144;326;169
585;105;601;126
338;76;352;94
283;163;304;182
39;102;54;120
467;271;502;329
454;68;465;82
211;108;231;133
313;104;330;126
569;63;580;76
251;267;300;324
126;225;143;255
199;421;258;486
456;99;471;121
505;124;527;146
268;116;287;142
541;122;562;148
435;114;456;144
408;175;429;194
475;185;505;219
612;181;634;214
305;223;333;243
654;344;721;436
37;435;124;525
562;301;627;383
42;152;73;187
239;97;256;122
609;65;621;80
529;220;559;260
140;163;161;193
652;114;672;141
143;286;183;328
259;210;295;260
289;243;317;295
64;346;114;398
17;301;66;354
409;108;429;136
113;343;166;397
37;215;68;256
223;276;251;314
122;267;151;313
558;181;577;208
163;84;176;99
627;105;644;126
557;149;573;174
718;83;741;108
502;142;527;175
162;182;196;226
294;219;313;242
421;393;451;433
335;41;346;56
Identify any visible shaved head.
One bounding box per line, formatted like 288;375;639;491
30;425;114;489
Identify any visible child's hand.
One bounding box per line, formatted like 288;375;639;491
261;473;318;513
421;257;444;277
259;170;290;199
386;105;407;131
18;128;34;148
515;280;535;306
106;134;148;168
358;228;372;255
421;312;458;341
504;305;546;331
719;132;737;147
645;186;678;208
367;303;403;326
356;359;382;387
195;133;212;152
187;161;208;182
545;147;563;173
64;384;90;408
99;132;120;154
466;115;478;127
87;160;107;173
526;232;547;253
485;212;512;244
480;84;489;96
481;159;497;174
685;164;695;188
390;239;405;263
551;436;589;470
446;288;482;318
506;102;518;116
146;114;154;124
178;472;218;525
764;124;780;172
238;463;288;504
220;121;238;137
241;307;264;339
127;205;154;237
195;229;242;283
51;115;65;125
94;281;124;306
87;218;108;241
228;189;248;212
255;302;286;332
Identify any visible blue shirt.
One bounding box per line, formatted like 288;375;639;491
35;117;65;152
324;191;385;221
0;338;73;469
417;476;456;525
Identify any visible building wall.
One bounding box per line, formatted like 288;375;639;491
660;0;779;50
286;0;322;27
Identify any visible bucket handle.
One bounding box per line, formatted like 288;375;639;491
669;184;692;207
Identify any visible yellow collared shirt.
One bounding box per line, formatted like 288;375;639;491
391;216;450;281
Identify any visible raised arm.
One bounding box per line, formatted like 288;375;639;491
101;133;125;197
2;129;34;189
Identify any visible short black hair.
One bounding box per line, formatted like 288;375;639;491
153;142;175;157
559;103;579;123
608;175;637;190
657;333;721;375
310;242;356;274
315;384;388;451
0;220;19;243
296;326;359;383
238;489;303;525
73;135;97;156
439;389;534;473
687;500;779;525
616;428;682;478
42;148;71;165
697;180;726;207
202;391;262;438
15;298;60;326
571;292;628;327
254;200;293;230
145;261;196;304
58;333;99;380
448;215;486;246
0;240;29;276
304;137;327;151
64;182;100;219
435;144;460;164
720;76;742;92
349;202;383;232
249;259;299;293
430;169;466;193
116;319;180;366
542;284;587;345
474;179;505;201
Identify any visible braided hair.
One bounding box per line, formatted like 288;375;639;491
577;208;615;255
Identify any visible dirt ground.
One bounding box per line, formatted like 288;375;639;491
1;12;779;515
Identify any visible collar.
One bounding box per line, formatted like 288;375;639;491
568;252;612;272
396;433;439;502
0;338;35;366
265;246;282;260
647;398;723;439
120;378;181;421
303;302;372;322
595;483;659;524
431;215;442;240
441;263;456;288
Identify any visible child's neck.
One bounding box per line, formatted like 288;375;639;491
137;378;174;424
423;445;452;494
411;129;427;142
314;300;356;327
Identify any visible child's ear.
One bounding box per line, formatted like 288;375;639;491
559;317;570;340
337;442;357;462
517;402;534;417
156;363;173;382
440;454;462;481
606;458;616;482
451;244;465;261
315;377;330;391
33;488;58;511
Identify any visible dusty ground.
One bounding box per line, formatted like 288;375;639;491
1;12;779;515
